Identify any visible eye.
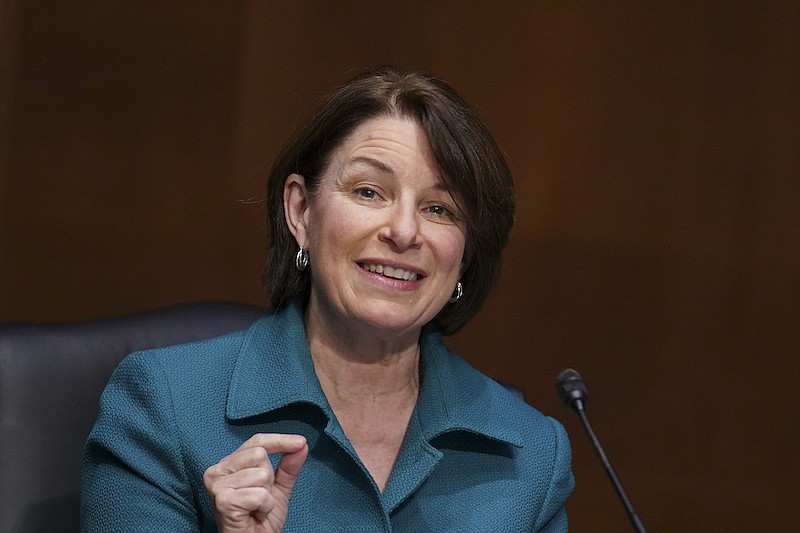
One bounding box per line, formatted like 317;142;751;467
427;205;449;217
423;200;465;226
355;187;380;200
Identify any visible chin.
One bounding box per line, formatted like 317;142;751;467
351;301;430;335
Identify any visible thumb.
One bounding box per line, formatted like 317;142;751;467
273;438;309;498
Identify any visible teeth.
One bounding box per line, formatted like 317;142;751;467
360;263;418;281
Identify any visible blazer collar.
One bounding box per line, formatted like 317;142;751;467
226;301;329;421
226;302;522;448
416;325;524;448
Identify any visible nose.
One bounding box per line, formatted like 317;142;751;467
379;202;421;251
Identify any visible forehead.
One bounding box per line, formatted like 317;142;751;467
333;116;435;166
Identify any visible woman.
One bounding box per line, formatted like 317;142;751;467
81;66;574;532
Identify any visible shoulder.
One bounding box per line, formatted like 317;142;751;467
420;340;574;526
443;353;575;523
101;316;274;421
422;332;569;452
114;310;286;381
467;356;568;450
121;327;249;376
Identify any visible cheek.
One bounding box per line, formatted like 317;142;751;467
330;216;360;243
314;209;362;252
434;230;466;271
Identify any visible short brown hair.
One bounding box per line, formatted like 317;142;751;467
263;66;515;335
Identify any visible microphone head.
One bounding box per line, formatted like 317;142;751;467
556;368;588;412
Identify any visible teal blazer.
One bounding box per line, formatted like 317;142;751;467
81;302;574;531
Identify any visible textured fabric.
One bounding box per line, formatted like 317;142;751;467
81;301;574;532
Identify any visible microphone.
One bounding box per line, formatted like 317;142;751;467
556;368;647;533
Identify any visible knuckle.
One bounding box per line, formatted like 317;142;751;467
254;467;273;486
202;465;219;486
213;488;236;509
252;446;270;462
248;432;270;445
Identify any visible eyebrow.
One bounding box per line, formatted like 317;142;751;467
347;155;448;191
348;155;394;174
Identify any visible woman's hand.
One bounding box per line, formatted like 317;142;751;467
203;433;309;533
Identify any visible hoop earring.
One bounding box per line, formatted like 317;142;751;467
295;247;309;271
448;281;463;303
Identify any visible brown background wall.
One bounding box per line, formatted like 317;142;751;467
1;1;798;531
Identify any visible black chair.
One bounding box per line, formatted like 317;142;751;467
0;302;264;533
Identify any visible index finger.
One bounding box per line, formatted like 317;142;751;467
237;433;308;455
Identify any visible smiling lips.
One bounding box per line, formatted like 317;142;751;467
358;262;420;281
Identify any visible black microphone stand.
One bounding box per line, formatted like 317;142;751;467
574;402;646;533
557;369;646;533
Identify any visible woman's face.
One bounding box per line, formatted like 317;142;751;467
286;116;466;339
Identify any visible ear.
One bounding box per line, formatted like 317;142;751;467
284;173;310;248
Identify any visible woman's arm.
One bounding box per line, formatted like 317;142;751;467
80;352;201;532
533;416;575;532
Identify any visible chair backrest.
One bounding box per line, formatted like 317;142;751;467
0;302;264;533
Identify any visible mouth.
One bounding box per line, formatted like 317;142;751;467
358;262;420;281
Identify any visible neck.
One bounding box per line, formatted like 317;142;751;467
303;302;422;403
302;298;423;492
